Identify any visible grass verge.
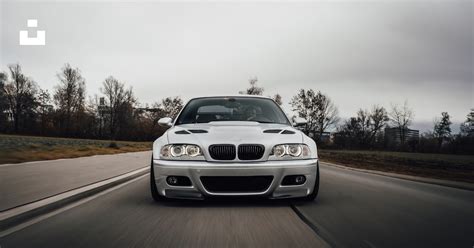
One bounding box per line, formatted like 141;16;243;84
0;134;151;164
319;149;474;183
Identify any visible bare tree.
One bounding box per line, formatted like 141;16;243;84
460;109;474;137
369;105;389;142
0;72;8;131
145;96;183;128
337;117;363;147
2;64;38;133
100;76;136;139
389;101;414;146
86;95;106;138
0;72;6;84
53;64;86;136
272;93;282;106
142;96;183;139
338;105;388;148
433;112;452;149
37;89;53;135
160;96;183;119
290;89;339;141
239;77;264;95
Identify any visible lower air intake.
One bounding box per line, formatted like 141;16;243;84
200;176;273;193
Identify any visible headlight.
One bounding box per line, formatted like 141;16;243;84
170;145;185;157
270;144;311;160
186;145;201;157
160;144;203;160
287;145;302;157
273;145;286;157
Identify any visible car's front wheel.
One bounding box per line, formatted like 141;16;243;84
150;156;167;202
302;162;320;201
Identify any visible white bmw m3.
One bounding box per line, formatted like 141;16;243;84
150;95;319;201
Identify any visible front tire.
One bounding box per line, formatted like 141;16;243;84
150;157;166;202
302;162;320;201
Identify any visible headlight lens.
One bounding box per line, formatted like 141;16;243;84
160;144;203;159
287;145;302;157
170;145;185;157
270;144;311;160
273;145;286;157
186;145;201;157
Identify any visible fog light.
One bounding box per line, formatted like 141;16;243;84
295;175;306;184
281;175;306;186
167;176;178;185
166;176;192;186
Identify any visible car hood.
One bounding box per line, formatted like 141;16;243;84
166;121;303;147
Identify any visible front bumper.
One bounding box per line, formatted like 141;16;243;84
152;159;318;199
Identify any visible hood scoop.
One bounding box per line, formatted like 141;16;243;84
263;129;296;134
175;129;208;134
175;130;191;134
188;129;208;134
263;129;282;133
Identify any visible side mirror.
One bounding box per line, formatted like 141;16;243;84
158;117;173;127
293;117;307;127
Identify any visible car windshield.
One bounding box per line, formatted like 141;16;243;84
175;97;291;125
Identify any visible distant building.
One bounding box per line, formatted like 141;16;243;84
384;127;419;146
3;109;13;122
319;132;332;143
308;131;333;143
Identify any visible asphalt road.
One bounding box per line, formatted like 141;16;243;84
1;159;473;248
0;151;150;211
0;175;327;248
297;164;474;248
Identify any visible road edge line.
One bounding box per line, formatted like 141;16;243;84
0;150;152;168
290;205;335;248
0;166;150;231
321;161;474;191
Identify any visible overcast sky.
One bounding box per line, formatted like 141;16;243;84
1;0;473;132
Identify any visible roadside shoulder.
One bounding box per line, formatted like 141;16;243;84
0;167;149;234
0;150;152;168
320;161;474;191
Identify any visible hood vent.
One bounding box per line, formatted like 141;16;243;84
188;129;208;133
263;129;296;134
263;129;282;133
175;130;190;134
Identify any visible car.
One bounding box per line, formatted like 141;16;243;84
150;95;319;201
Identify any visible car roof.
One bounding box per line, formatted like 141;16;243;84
189;95;272;100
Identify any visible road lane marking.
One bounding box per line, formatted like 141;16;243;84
0;174;148;238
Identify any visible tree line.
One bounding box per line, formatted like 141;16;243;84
0;63;182;141
240;78;474;155
1;65;473;154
